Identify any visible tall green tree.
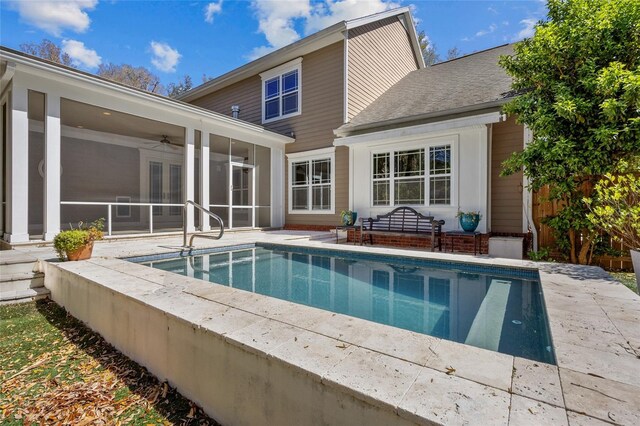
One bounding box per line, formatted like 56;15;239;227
500;0;640;264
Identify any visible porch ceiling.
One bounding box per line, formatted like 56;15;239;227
28;92;184;145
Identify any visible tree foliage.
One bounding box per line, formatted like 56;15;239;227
166;75;193;98
19;39;73;67
585;168;640;251
97;63;163;94
446;47;462;61
417;29;440;66
499;0;640;264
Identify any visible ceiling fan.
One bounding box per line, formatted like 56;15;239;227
148;135;181;151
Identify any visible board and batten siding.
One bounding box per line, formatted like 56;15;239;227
189;41;347;226
347;16;419;121
490;116;524;233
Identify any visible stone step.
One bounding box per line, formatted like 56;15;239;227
0;250;39;266
0;287;50;304
0;261;39;276
1;275;45;291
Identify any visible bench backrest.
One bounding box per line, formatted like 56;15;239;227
364;207;442;234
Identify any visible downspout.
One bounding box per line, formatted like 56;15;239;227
523;125;538;251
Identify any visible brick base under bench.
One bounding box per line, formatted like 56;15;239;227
345;229;531;257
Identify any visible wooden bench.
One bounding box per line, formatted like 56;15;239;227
360;206;444;251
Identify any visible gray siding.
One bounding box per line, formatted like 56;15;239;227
490;116;524;233
347;17;418;120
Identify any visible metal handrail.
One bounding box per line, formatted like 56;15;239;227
183;200;224;248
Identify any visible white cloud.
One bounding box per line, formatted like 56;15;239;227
11;0;97;37
515;18;537;40
150;41;181;73
487;6;498;14
247;0;399;60
204;1;223;23
305;0;400;34
61;39;101;68
475;23;497;37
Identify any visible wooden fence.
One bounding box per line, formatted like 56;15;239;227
532;186;633;271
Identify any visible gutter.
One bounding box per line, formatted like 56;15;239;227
334;98;511;138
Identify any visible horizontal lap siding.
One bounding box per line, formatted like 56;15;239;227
188;43;346;228
347;17;418;120
491;116;524;233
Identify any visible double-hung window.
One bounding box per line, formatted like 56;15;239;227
372;144;452;207
288;148;334;213
261;58;302;123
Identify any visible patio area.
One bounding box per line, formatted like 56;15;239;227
3;230;639;425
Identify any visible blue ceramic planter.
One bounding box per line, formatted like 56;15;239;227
459;214;480;232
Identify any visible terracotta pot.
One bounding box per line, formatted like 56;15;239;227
631;249;640;295
67;242;94;261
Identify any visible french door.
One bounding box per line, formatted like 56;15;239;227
148;159;183;225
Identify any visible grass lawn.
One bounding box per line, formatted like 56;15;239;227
610;271;638;294
0;299;218;425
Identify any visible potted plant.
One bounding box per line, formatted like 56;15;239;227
585;171;640;292
53;218;105;261
340;210;358;226
456;210;482;232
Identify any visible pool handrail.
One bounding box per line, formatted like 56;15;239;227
182;200;224;248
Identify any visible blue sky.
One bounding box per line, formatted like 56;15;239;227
0;1;547;86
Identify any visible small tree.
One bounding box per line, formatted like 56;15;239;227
585;167;640;251
446;47;462;61
499;0;640;264
416;29;440;66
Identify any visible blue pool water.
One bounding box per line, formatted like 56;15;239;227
137;244;554;364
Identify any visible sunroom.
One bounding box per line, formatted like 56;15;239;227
0;47;291;244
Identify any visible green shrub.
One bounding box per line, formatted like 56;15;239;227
53;218;105;260
527;247;554;262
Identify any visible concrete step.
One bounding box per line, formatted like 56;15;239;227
1;274;45;290
0;261;39;276
0;287;50;304
0;250;39;265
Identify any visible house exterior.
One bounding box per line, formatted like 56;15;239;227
333;44;532;244
179;7;424;230
1;7;532;249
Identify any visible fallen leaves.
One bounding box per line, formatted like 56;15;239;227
0;300;218;425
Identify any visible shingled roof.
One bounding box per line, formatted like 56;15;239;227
336;44;516;136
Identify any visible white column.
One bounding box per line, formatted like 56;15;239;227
184;127;195;232
4;84;29;243
43;93;61;241
200;131;210;231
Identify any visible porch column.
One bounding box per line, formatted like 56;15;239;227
184;127;195;233
43;93;61;241
200;131;210;232
4;84;29;243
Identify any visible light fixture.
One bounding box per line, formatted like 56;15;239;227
102;111;112;116
77;125;84;129
160;135;171;145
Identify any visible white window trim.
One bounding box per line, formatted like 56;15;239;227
369;137;458;209
115;196;132;218
260;57;303;124
287;147;335;214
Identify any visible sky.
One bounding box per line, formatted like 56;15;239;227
0;0;548;87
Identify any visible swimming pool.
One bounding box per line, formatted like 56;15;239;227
135;243;554;364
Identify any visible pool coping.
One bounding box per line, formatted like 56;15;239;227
38;236;640;425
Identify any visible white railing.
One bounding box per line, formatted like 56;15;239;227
60;201;183;236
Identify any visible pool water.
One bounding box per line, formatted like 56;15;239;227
138;244;554;364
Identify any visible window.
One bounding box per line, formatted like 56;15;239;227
288;148;334;213
260;58;302;123
372;144;452;207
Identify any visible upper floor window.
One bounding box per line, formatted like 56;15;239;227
260;58;302;123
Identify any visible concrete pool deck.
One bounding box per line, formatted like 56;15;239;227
7;230;640;425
